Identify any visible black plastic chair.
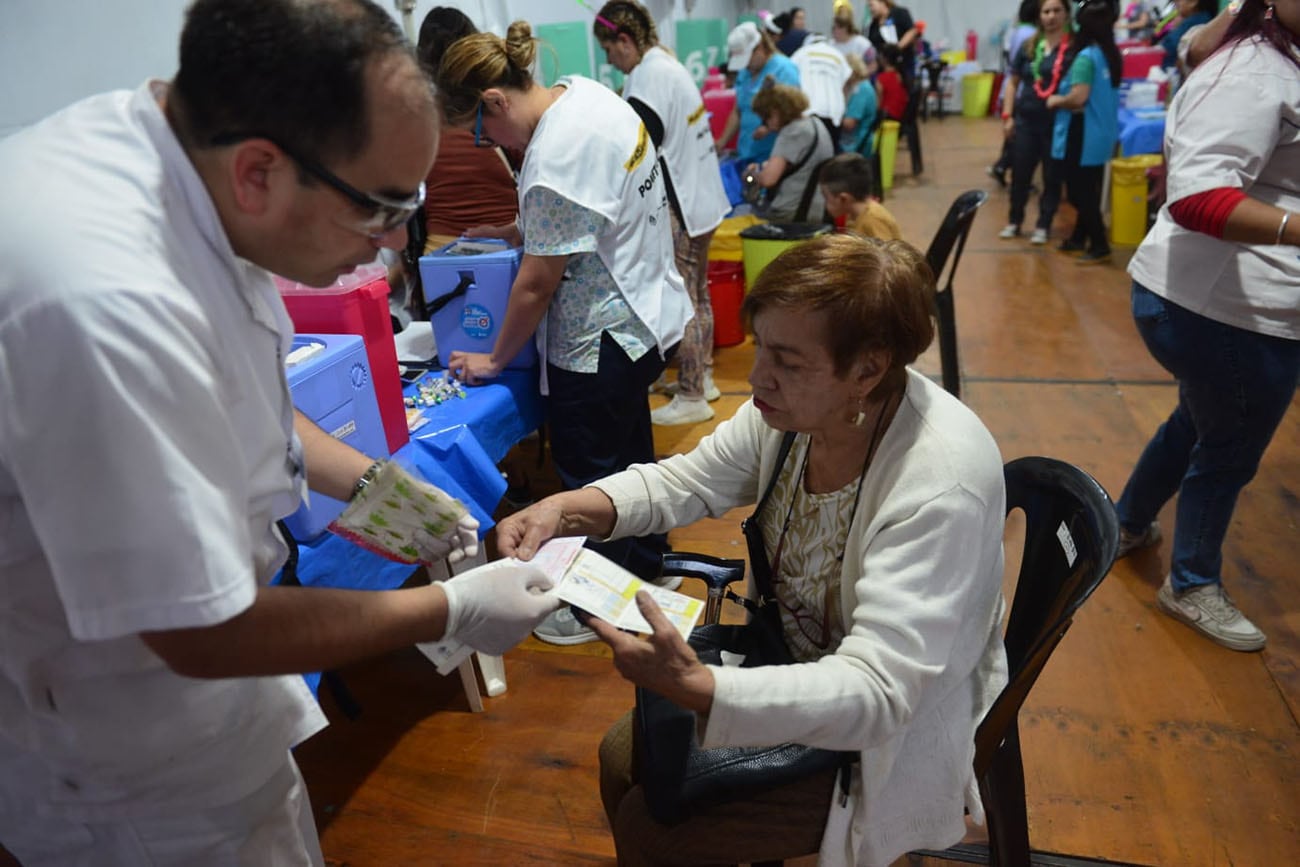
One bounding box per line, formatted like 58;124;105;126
916;456;1120;866
897;82;926;176
661;457;1119;867
924;189;988;399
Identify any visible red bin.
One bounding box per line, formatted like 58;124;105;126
276;267;410;455
708;260;745;348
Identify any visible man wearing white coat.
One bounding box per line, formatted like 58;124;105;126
0;1;559;862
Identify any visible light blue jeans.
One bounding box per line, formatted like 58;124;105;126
1116;282;1300;593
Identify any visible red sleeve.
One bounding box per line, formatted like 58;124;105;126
1167;187;1248;239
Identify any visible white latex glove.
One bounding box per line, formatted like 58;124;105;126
329;460;479;565
440;562;562;654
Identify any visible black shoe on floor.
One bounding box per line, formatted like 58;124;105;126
985;165;1008;188
1076;249;1113;266
1057;238;1087;255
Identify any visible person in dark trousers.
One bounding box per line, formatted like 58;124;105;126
1047;0;1121;264
989;0;1044;186
998;0;1072;244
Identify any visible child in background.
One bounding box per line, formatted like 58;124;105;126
818;152;904;240
876;44;910;120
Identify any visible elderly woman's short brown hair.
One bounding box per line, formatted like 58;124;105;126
742;234;936;386
750;82;809;127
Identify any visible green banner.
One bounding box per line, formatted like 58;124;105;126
675;19;729;88
595;58;626;94
536;21;593;86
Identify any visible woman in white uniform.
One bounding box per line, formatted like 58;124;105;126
435;22;693;643
594;1;732;426
1114;0;1300;651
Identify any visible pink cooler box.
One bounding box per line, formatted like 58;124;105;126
1121;46;1165;79
276;268;410;455
704;89;738;150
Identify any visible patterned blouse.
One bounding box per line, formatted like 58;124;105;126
757;436;860;662
520;185;656;373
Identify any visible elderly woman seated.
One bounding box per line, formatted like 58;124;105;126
496;233;1009;867
745;82;838;223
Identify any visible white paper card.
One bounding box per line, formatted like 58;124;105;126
526;537;704;640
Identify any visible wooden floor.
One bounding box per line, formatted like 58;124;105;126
7;117;1291;867
293;117;1300;866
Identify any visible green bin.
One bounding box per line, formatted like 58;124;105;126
740;222;832;290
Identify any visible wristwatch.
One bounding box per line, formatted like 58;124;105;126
352;459;386;500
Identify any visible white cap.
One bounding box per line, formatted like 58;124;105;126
727;22;762;72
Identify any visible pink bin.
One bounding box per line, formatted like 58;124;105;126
1121;46;1165;80
702;70;727;93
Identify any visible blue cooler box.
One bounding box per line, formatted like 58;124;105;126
284;333;389;541
418;238;536;369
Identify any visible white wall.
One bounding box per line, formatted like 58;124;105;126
0;1;747;138
0;1;1016;138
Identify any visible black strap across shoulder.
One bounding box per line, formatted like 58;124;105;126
741;431;798;605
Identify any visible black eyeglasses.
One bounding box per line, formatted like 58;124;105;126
211;131;425;239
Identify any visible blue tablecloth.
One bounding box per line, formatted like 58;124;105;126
286;365;542;594
1118;107;1166;157
409;367;543;464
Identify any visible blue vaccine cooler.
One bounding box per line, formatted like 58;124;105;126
284;333;389;541
418;238;537;369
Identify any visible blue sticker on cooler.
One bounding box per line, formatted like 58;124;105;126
461;303;493;339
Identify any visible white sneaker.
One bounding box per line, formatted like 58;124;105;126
1030;228;1049;245
532;573;684;646
1156;575;1265;652
532;606;598;645
1117;522;1162;559
998;224;1020;239
651;395;715;426
703;371;721;402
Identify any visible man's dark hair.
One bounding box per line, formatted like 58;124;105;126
1018;0;1040;25
417;6;476;74
173;0;412;164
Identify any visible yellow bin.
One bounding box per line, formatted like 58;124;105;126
708;213;765;262
961;72;995;118
1110;154;1164;246
876;120;900;193
740;223;831;289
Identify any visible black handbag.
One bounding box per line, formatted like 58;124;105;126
633;432;857;826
